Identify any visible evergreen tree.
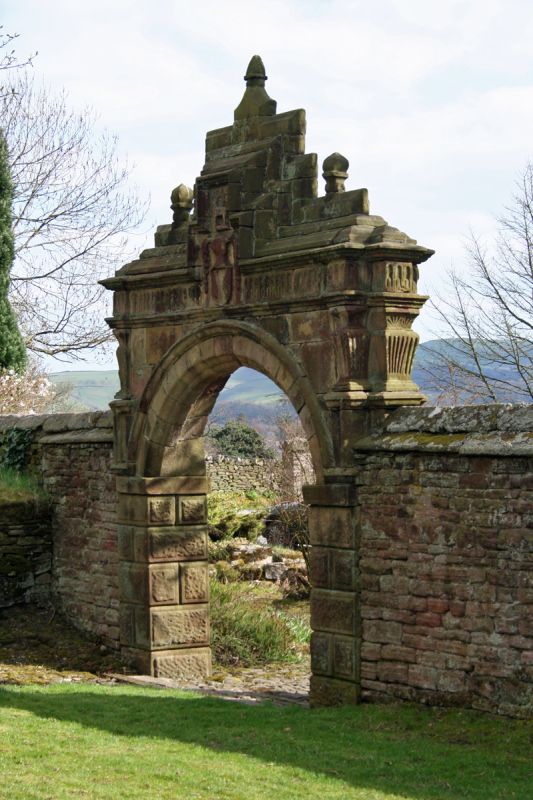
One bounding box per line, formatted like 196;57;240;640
208;418;274;459
0;129;26;372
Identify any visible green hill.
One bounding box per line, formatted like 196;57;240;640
50;338;532;414
50;371;120;411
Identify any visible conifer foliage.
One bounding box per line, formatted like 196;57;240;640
0;129;26;372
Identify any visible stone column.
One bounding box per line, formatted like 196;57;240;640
304;483;360;706
116;475;211;679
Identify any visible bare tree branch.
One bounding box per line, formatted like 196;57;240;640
427;163;533;403
1;71;149;359
0;28;36;98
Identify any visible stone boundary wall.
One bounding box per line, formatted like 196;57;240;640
0;412;118;647
0;498;51;608
206;455;283;495
206;439;314;498
355;405;532;718
1;405;531;716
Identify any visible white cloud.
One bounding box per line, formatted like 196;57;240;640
3;0;533;361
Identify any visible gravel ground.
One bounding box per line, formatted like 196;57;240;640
110;663;310;707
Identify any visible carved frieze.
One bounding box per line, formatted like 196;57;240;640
384;262;418;293
334;331;370;385
386;333;418;376
385;314;414;330
243;265;322;304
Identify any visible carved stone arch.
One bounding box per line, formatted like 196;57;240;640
131;319;333;481
103;56;433;704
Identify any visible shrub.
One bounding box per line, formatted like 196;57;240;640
213;560;240;583
264;502;310;571
207;490;271;541
0;427;33;472
0;130;26;374
207;539;233;563
280;568;311;600
210;579;298;667
208;418;275;459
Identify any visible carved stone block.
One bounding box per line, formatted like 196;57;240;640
310;675;360;708
119;604;136;646
151;605;209;648
180;562;209;603
311;589;356;635
308;507;355;549
179;496;206;524
333;635;357;679
311;632;332;675
146;528;207;562
309;547;329;588
152;647;212;680
149;497;175;525
331;549;356;591
150;565;180;604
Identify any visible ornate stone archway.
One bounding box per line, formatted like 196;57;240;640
102;56;433;704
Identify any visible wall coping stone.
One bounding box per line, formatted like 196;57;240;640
357;430;533;456
39;430;114;445
0;411;113;434
357;405;533;456
384;404;533;434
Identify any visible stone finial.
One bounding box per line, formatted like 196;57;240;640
323;152;349;194
234;55;277;121
245;55;267;84
170;184;194;228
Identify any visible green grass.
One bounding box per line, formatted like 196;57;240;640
0;683;530;800
211;580;301;667
0;468;46;502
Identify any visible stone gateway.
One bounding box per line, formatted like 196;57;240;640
102;55;433;704
90;57;533;715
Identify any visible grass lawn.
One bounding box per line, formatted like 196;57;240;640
0;683;531;800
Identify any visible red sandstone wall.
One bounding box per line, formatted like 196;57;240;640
42;437;118;646
357;406;532;718
1;405;531;716
0;413;119;647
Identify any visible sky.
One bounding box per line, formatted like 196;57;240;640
2;0;533;370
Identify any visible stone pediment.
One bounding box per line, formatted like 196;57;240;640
106;55;432;288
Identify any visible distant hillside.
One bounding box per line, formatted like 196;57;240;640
49;367;281;413
50;338;532;415
50;370;120;411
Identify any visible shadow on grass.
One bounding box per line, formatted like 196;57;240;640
0;684;531;799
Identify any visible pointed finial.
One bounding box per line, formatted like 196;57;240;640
234;55;276;120
322;153;349;194
244;55;267;85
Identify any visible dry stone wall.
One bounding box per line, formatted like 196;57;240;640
0;498;51;608
206;438;314;498
206;455;283;495
355;405;532;718
0;412;118;647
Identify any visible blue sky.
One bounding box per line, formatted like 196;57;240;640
3;0;533;370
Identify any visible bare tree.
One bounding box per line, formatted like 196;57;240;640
0;28;36;96
427;163;533;403
1;71;148;359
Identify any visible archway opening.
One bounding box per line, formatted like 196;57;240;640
202;366;315;692
117;325;332;695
